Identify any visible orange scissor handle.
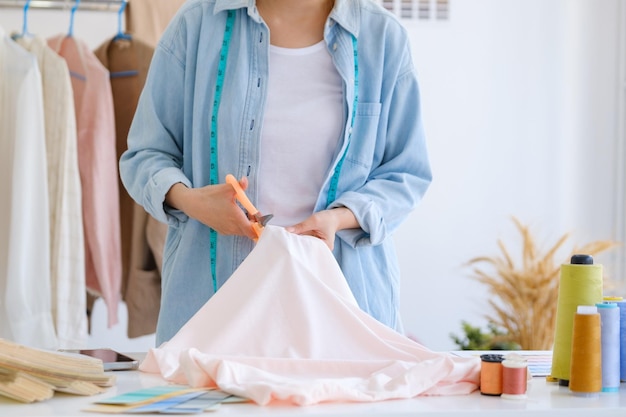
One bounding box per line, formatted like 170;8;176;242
225;174;258;215
225;174;263;239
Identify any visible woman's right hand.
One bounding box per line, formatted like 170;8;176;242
165;179;258;240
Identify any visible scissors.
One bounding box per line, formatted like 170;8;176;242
225;174;273;239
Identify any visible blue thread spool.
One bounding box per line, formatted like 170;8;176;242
615;299;626;382
597;302;620;392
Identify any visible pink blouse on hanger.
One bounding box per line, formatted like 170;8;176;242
48;33;121;328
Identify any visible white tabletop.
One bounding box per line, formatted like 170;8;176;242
1;366;625;417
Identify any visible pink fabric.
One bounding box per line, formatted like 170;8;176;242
140;226;480;405
47;34;121;328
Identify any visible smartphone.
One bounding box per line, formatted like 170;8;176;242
61;348;140;371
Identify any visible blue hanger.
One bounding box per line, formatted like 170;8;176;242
11;0;32;40
113;0;132;41
68;0;81;37
109;0;138;79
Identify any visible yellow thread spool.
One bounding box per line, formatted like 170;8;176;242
569;305;602;396
551;255;603;384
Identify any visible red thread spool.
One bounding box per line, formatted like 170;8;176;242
501;355;528;399
480;354;504;396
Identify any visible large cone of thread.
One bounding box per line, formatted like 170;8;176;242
550;254;603;384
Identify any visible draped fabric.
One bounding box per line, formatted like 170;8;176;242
140;226;480;406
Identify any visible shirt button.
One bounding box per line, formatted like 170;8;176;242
333;43;338;51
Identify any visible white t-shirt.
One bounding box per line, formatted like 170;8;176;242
258;40;343;227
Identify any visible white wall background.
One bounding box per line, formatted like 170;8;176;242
397;0;624;350
1;0;624;352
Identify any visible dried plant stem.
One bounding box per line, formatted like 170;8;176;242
467;217;619;350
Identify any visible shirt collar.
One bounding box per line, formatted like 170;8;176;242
213;0;360;36
330;0;360;37
214;0;249;14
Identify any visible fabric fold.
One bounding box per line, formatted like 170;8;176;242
140;225;479;405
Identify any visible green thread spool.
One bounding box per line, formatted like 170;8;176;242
550;254;603;384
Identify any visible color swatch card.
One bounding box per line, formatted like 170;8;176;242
84;386;241;414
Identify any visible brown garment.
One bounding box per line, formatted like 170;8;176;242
94;37;150;285
124;204;166;338
94;36;167;338
125;0;187;48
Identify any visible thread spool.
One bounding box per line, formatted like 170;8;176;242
569;305;602;397
597;302;621;392
501;355;528;400
551;254;603;385
604;296;626;383
608;298;626;382
480;354;503;396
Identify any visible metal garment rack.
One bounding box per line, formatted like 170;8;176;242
0;0;123;11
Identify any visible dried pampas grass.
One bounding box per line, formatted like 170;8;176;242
467;217;619;350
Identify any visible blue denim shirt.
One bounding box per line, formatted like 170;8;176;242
120;0;432;345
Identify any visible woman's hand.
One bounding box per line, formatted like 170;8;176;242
286;207;359;250
165;178;258;240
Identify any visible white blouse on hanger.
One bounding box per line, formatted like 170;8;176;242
0;25;57;349
15;34;87;349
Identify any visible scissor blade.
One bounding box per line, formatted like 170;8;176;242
254;213;274;227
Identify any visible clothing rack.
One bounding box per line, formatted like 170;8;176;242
0;0;123;11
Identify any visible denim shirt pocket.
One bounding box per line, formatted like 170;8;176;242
342;102;382;180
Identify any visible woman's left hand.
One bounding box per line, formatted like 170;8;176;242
286;207;359;250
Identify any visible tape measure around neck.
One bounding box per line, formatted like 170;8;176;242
209;10;235;293
208;13;358;291
327;35;359;206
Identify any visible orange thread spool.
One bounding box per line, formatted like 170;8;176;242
569;305;602;397
501;355;528;399
480;354;503;396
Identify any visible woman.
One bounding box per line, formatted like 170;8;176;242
120;0;432;345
